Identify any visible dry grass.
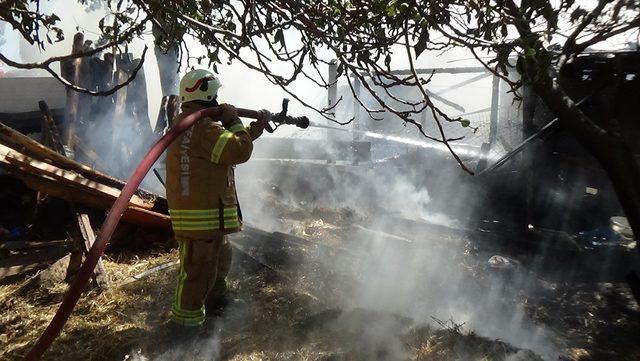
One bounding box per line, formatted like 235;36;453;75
0;203;551;361
0;250;179;361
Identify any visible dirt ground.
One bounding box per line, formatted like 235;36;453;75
1;199;639;361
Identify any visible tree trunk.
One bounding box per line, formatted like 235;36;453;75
533;77;640;301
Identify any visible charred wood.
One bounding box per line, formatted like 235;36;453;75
0;121;163;204
0;143;170;229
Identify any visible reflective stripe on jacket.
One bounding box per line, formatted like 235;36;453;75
165;102;262;240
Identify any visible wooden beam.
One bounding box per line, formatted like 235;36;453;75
11;167;171;229
156;95;181;132
0;121;166;212
155;96;169;134
0;144;171;229
39;101;66;155
0;144;151;208
62;32;86;147
76;213;107;287
129;57;152;136
166;95;180;127
426;90;465;113
39;104;108;288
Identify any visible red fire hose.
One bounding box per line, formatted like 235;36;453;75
24;106;260;360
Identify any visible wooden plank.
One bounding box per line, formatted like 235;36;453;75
39;100;66;155
76;213;107;287
0;121;132;192
13;169;171;229
0;144;170;229
166;95;180;127
426;91;465;112
155;96;169;134
0;248;69;279
129;57;152;136
62;32;86;146
112;54;130;150
40;104;108;288
0;263;45;279
0;143;151;208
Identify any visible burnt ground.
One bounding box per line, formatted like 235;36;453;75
0;194;639;361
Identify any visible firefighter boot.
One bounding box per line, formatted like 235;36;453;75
205;278;230;316
158;319;206;351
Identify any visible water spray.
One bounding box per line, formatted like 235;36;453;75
306;121;487;160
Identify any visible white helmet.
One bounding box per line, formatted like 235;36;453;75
179;69;222;103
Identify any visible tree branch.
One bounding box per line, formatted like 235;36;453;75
572;16;640;54
403;26;474;174
0;46;148;96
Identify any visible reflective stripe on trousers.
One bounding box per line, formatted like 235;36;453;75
171;240;205;326
169;207;239;231
171;237;231;326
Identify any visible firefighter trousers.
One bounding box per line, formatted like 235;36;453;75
171;235;232;326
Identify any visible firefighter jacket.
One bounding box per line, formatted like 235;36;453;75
166;102;262;241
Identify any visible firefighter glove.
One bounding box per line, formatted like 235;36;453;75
219;103;240;128
257;109;272;129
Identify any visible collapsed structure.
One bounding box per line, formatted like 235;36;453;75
0;29;639;360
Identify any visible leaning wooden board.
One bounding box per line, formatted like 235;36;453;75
0;144;170;229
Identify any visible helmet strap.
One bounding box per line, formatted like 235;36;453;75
193;97;219;108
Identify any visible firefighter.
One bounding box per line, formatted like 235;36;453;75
165;69;267;329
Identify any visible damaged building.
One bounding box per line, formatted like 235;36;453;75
1;16;639;361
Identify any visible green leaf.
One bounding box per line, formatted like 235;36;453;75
386;0;398;17
274;28;285;49
415;27;429;58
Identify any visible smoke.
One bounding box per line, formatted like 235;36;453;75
125;326;221;361
3;4;567;359
229;63;563;360
238;156;559;358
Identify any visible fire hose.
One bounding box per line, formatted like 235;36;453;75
23;101;308;360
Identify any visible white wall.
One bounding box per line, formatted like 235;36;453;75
0;77;65;113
